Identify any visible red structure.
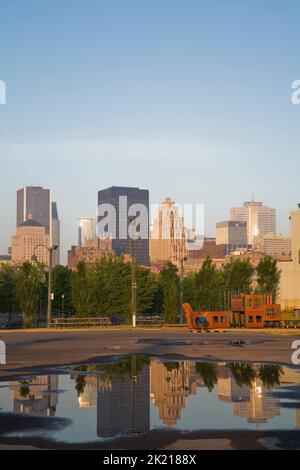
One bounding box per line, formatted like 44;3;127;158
183;293;282;331
182;303;230;331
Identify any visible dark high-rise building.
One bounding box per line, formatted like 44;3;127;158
17;186;51;235
98;186;150;266
97;364;150;438
52;202;60;265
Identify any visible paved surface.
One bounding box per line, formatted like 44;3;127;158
0;328;299;379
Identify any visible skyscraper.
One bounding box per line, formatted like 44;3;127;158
78;217;97;247
150;197;187;264
97;364;150;437
98;186;150;266
52;202;60;265
230;200;276;245
17;186;52;235
216;220;248;255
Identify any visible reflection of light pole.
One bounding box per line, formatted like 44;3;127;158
32;244;57;328
131;355;139;436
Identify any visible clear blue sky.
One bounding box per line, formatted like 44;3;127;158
0;0;300;262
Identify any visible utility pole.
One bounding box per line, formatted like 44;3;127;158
130;218;137;328
32;244;57;328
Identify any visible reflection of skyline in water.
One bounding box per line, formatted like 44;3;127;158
4;359;300;440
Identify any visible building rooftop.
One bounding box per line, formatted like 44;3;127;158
20;219;43;227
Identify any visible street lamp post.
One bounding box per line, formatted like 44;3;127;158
32;244;57;328
129;217;138;328
61;294;65;316
169;255;187;324
131;226;137;329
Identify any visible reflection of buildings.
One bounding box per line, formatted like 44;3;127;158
217;364;282;424
150;360;197;427
78;376;97;408
217;365;250;402
296;409;300;429
233;378;280;423
10;376;59;416
97;364;150;438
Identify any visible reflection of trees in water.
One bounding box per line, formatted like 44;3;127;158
227;363;283;389
71;356;150;394
70;358;283;395
257;364;283;389
75;374;87;396
195;363;218;392
227;363;257;388
164;362;180;372
19;380;31;398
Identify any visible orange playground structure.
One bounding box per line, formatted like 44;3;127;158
183;293;283;331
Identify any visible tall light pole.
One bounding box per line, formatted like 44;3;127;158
32;244;57;328
61;294;65;316
179;256;188;324
169;255;187;324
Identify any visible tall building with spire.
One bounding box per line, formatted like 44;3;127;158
150;197;187;264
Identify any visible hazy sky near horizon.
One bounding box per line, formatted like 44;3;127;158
0;0;300;262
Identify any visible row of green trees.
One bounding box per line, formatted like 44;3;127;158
0;254;281;327
183;255;281;312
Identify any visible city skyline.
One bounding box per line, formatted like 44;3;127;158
1;183;296;265
1;1;300;263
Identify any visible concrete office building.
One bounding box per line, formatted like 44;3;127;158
11;220;50;264
216;220;248;255
253;233;292;257
278;207;300;310
78;217;98;247
98;186;150;266
231;200;276;245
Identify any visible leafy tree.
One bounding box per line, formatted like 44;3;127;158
15;262;46;328
136;267;157;314
89;255;131;321
222;258;255;292
0;264;19;314
51;265;74;314
193;257;222;311
182;273;196;307
256;256;281;300
71;261;96;317
158;262;180;323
